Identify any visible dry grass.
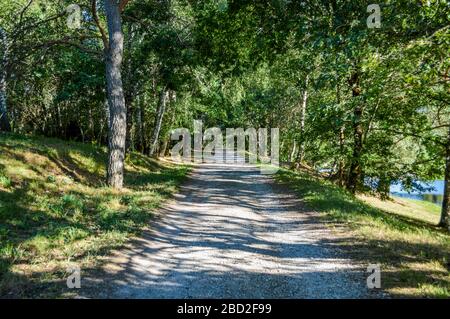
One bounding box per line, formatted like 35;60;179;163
359;194;441;225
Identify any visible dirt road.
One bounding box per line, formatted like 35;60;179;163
84;162;377;298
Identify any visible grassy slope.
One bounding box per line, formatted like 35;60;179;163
360;195;442;226
0;133;189;297
276;168;450;298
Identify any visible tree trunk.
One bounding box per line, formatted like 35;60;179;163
338;126;345;187
346;69;363;194
296;74;309;164
290;140;297;163
125;92;134;154
0;27;11;131
100;98;109;145
105;0;126;189
123;22;135;155
159;139;169;157
336;81;345;187
135;95;145;153
159;90;177;157
439;125;450;230
148;87;168;157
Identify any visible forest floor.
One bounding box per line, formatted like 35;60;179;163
81;162;381;299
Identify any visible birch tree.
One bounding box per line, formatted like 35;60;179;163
0;27;10;131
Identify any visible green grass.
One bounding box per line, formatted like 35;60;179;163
276;168;450;298
0;133;189;297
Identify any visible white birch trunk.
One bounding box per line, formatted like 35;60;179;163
149;87;168;157
297;74;309;163
0;27;10;131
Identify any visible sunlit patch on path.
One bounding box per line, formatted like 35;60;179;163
84;162;378;298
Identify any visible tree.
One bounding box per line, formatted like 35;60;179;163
148;86;168;156
439;125;450;229
0;27;10;131
100;0;130;189
1;0;449;225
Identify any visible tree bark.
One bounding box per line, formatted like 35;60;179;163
135;94;145;153
290;140;297;163
439;125;450;230
125;92;134;154
148;87;168;157
123;23;136;155
296;74;309;164
336;81;346;187
0;27;11;131
159;139;169;157
105;0;126;189
346;69;363;194
160;90;176;157
338;126;345;187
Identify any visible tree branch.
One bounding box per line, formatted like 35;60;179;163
33;36;103;58
11;11;67;39
91;0;109;50
18;0;34;26
373;128;447;146
119;0;132;12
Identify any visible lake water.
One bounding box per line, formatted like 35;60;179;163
390;180;444;205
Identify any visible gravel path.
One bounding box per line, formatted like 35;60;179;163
85;162;377;298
